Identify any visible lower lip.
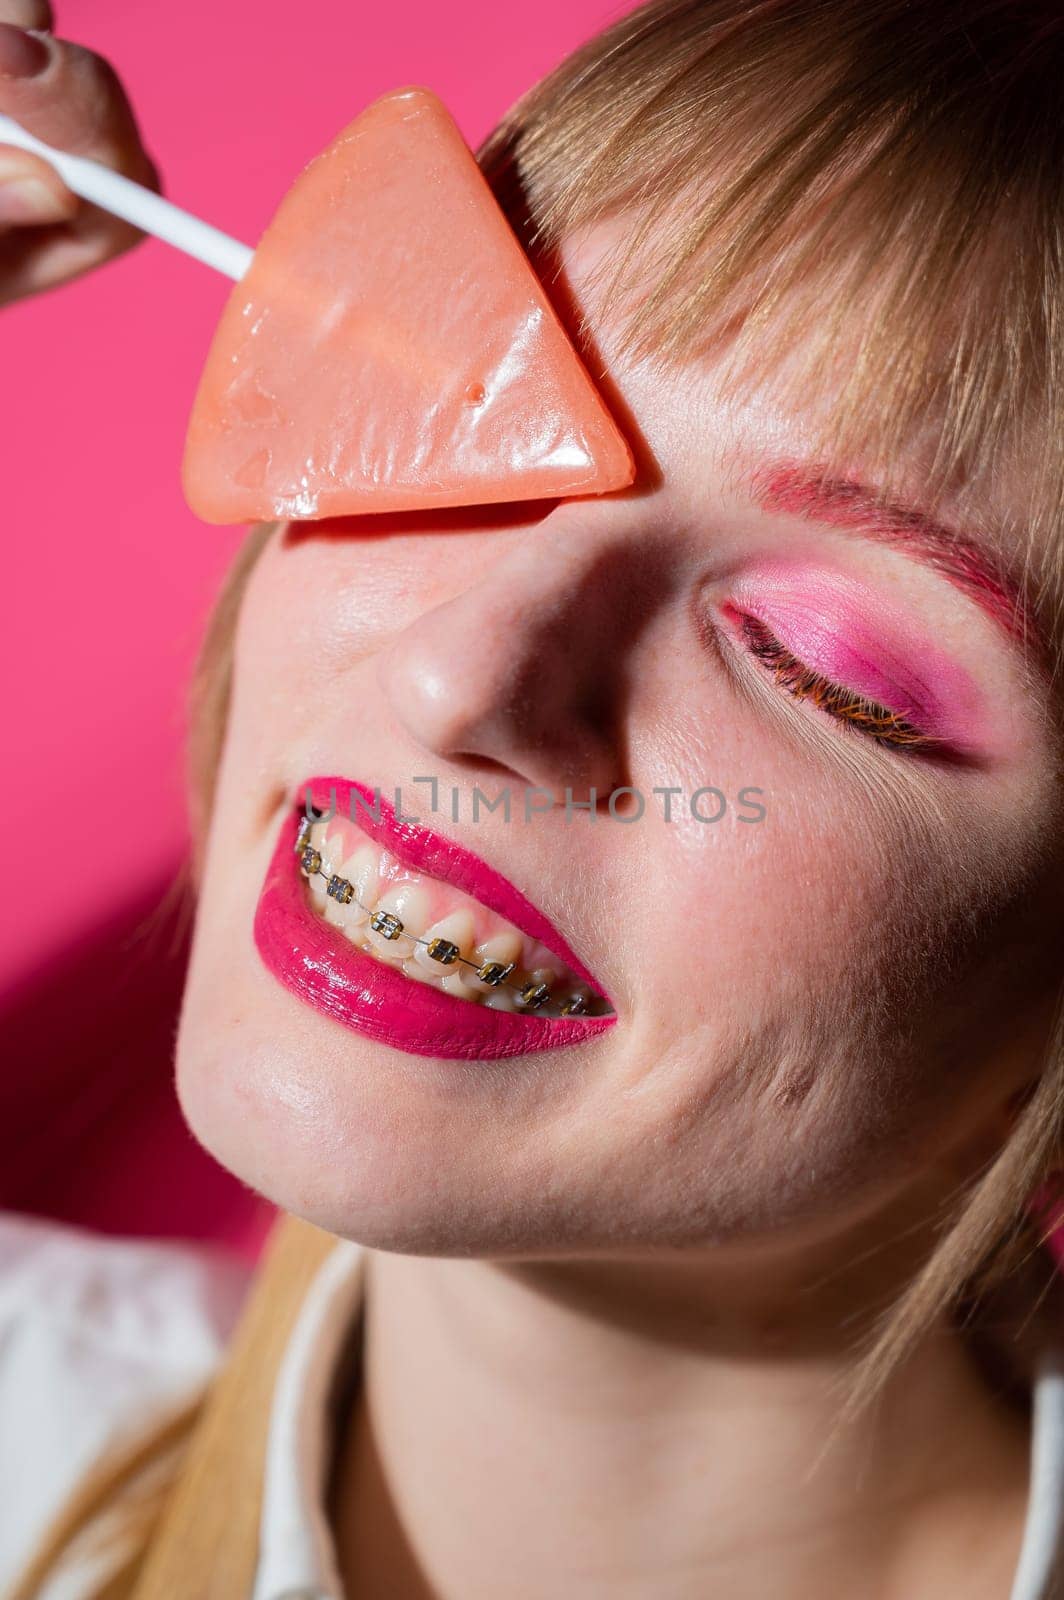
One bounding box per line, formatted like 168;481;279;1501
253;810;617;1060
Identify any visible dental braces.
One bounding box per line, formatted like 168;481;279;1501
295;814;594;1015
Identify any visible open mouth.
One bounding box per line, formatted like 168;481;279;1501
297;808;612;1018
253;776;616;1060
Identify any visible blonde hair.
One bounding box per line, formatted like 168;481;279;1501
16;1;1064;1594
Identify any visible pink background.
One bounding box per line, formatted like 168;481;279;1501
0;0;630;1253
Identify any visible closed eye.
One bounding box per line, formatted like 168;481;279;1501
731;609;940;752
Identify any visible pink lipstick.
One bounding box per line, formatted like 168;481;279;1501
253;777;616;1060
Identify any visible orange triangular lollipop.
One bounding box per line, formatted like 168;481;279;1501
182;87;634;524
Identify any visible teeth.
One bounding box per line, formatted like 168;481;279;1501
320;822;349;876
413;909;476;976
559;983;592;1016
322;870;356;929
526;943;567;983
298;812;611;1019
517;972;555;1011
466;931;523;992
343;844;382;928
441;970;480;1000
401;957;441;986
323;887;349;929
364;882;431;962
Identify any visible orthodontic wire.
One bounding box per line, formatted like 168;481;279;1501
294;812;596;1016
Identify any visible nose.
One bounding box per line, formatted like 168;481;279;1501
377;517;640;801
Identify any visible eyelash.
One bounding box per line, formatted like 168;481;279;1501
733;611;938;751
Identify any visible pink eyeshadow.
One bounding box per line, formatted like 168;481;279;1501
724;565;988;747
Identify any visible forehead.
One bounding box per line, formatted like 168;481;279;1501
552;217;1056;614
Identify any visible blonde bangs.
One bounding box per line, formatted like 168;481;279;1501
480;0;1064;651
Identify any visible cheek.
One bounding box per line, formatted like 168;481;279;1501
582;704;1053;1244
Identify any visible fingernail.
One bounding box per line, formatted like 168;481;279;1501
0;21;50;78
0;173;66;222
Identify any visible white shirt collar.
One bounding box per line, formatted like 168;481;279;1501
252;1240;1064;1600
253;1238;365;1600
1011;1346;1064;1599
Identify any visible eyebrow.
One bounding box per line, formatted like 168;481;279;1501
742;461;1028;643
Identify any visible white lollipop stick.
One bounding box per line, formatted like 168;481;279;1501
0;112;254;281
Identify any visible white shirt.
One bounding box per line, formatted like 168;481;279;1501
2;1210;1063;1600
0;1211;251;1600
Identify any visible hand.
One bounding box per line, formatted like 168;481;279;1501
0;0;158;306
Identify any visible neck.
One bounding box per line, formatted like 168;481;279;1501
330;1209;1033;1600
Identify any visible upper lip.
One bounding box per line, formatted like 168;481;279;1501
298;775;611;1001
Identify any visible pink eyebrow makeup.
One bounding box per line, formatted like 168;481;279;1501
743;461;1030;646
723;563;989;750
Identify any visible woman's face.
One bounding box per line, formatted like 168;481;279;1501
176;220;1064;1262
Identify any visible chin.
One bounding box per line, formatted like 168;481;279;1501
173;846;628;1256
174;978;546;1257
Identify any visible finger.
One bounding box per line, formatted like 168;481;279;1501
0;0;53;28
0;163;150;304
0;141;77;226
0;19;48;77
0;216;139;305
0;27;157;186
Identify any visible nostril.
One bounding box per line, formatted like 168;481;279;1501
447;753;520;782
